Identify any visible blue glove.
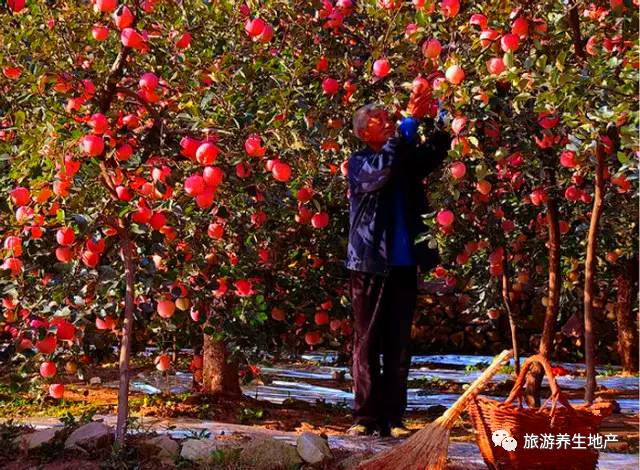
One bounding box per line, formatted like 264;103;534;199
436;107;449;128
398;117;419;142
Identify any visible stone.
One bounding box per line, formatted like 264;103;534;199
14;427;59;450
239;438;302;469
335;453;368;470
296;432;332;464
142;434;180;463
596;396;621;414
179;438;220;464
64;422;113;451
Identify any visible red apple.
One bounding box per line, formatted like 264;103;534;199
10;187;30;206
470;13;488;29
244;17;266;37
322;77;339;95
560;150;577;168
445;65;464;85
95;0;117;14
157;300;175;319
149;212;166;230
4;236;22;256
36;335;57;354
372;58;390;78
40;361;57;378
480;29;499;47
113;5;133;29
512;17;529;37
422;39;442;58
55;246;72;263
180;136;201;160
8;0;26;13
314;311;329;326
49;383;64;399
195;186;215;208
207;223;224;239
486;57;505;75
311;212;329;229
139;72;158;91
176;32;192;49
476;180;492;195
500;33;520;52
440;0;460;18
184;174;205;196
436;210;455;227
272;161;292;182
95;315;115;330
56;227;75;246
244;134;265;157
196;142;220;165
80;135;105;157
89;113;108;134
52;319;75;341
296;187;313;202
203;166;224;186
115;185;132;201
120;28;146;50
115;143;133;161
271;307;286;321
304;331;322;346
92;24;109;41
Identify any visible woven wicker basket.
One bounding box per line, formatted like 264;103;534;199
468;354;613;470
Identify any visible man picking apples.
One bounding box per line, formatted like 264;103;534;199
346;90;450;438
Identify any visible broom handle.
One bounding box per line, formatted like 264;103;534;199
440;349;513;425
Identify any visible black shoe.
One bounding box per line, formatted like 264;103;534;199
377;421;391;437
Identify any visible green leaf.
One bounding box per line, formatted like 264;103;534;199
14;111;25;127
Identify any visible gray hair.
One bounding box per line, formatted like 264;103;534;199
352;103;383;139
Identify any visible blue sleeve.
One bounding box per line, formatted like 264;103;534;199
414;129;451;177
349;135;408;194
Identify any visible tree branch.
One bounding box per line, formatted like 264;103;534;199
568;0;585;60
98;48;131;114
113;86;162;123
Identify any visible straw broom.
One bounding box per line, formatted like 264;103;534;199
357;349;513;470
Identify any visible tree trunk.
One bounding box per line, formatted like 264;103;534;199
202;334;241;395
615;258;639;374
526;169;561;407
115;231;136;445
501;256;520;374
568;0;585;59
583;145;605;404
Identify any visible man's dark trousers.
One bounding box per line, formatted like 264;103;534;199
350;266;417;427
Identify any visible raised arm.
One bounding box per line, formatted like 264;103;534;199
414;128;451;177
348;135;408;194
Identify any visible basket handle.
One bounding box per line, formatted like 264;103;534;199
504;354;575;412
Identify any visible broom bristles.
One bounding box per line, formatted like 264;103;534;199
357;416;451;470
356;350;513;470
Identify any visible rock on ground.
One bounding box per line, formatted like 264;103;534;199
334;452;369;470
296;432;332;464
64;422;113;452
141;434;180;463
239;438;303;469
179;438;222;464
14;427;59;450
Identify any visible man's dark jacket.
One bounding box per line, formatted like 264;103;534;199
346;129;450;275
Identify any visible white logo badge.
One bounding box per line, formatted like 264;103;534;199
492;429;518;452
